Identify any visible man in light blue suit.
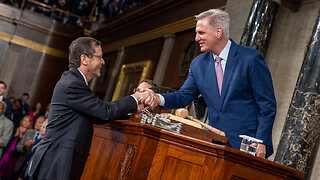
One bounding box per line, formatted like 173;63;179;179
158;9;276;158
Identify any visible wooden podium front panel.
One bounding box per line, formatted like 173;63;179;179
225;163;281;180
81;121;304;180
148;142;215;180
81;128;128;180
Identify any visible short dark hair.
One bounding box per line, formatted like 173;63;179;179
68;37;101;68
139;79;157;87
0;80;6;89
23;93;29;97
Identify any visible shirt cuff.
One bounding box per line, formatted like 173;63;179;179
130;95;139;105
158;94;165;106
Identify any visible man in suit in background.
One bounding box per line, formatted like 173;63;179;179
156;9;276;158
0;80;12;119
28;37;158;180
20;93;30;116
0;101;14;157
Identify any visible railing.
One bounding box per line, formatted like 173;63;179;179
1;0;152;28
22;0;81;19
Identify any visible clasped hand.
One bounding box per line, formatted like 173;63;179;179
132;88;160;112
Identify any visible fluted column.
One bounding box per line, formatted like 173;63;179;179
274;10;320;180
240;0;280;56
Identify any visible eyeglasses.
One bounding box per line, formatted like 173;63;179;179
92;55;103;60
84;54;103;60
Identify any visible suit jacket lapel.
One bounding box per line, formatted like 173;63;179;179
219;41;238;110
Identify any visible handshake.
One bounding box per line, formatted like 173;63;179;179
132;88;161;112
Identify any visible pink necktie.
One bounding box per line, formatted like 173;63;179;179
215;56;223;95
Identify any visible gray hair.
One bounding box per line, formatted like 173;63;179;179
195;9;230;37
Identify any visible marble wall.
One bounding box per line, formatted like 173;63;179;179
226;0;320;179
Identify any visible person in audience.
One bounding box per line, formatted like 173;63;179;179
19;119;48;180
0;80;12;120
50;0;70;22
134;79;157;93
0;101;14;158
28;102;45;121
34;0;55;16
44;103;50;119
20;93;30;117
16;116;45;153
0;115;33;180
9;97;15;104
13;116;45;179
101;0;119;20
12;99;24;129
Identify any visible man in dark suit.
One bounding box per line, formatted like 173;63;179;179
0;80;12;119
28;37;157;180
157;9;276;158
20;93;30;116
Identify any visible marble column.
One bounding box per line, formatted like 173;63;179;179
240;0;279;56
274;10;320;180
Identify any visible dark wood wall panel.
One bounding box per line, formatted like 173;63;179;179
162;29;201;89
123;38;163;66
109;38;164;97
31;55;68;108
92;51;118;99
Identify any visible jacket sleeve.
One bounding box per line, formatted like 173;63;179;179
248;52;277;147
162;65;200;109
16;130;36;152
66;80;137;121
0;120;13;147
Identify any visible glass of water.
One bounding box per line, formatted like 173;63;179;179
239;135;263;156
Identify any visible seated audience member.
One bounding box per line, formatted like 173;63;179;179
44;103;50;119
14;116;45;178
134;79;157;93
20;93;30;117
16;116;45;153
12;99;24;129
34;0;55;16
0;116;33;180
0;80;12;120
101;0;119;20
19;119;48;180
0;101;14;158
50;0;71;22
9;96;15;104
28;102;45;121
